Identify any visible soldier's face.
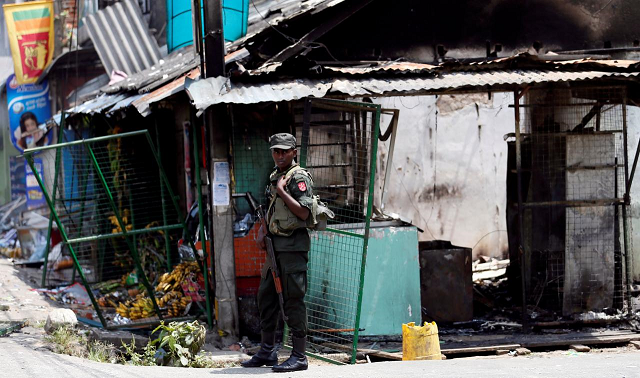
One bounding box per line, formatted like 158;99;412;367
272;148;296;170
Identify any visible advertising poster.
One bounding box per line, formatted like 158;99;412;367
6;73;51;152
25;157;46;210
9;156;26;200
2;0;54;84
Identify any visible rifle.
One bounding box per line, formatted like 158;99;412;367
256;205;288;322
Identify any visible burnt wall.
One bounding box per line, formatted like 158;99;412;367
309;0;640;62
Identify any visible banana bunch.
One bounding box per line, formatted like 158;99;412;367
114;261;201;321
155;261;200;293
115;302;130;318
115;295;156;320
157;290;182;307
168;295;192;318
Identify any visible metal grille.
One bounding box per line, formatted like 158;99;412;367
298;98;379;364
512;86;631;319
24;130;208;329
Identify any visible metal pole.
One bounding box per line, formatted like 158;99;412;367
627;139;640;193
514;89;528;330
66;224;184;244
72;137;94;283
381;109;399;210
25;153;108;327
42;122;65;287
352;103;381;364
154;122;173;270
193;121;213;328
622;98;632;310
300;99;312;167
25;130;149;153
191;0;205;77
623;99;630;205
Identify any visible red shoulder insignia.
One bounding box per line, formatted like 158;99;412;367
297;182;307;192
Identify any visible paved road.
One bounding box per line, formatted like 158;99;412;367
2;257;640;378
2;331;640;378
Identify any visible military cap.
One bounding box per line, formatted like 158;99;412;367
269;133;297;150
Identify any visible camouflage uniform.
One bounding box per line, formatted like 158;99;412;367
259;162;314;338
242;133;311;372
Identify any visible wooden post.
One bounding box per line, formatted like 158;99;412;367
201;0;239;341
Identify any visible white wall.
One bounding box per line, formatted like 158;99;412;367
369;93;640;281
626;105;640;282
370;93;515;260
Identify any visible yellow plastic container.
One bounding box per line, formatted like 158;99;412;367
402;321;441;361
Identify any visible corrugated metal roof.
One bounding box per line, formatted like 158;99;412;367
52;93;130;124
70;93;130;114
102;46;198;94
248;55;640;77
133;68;200;117
185;69;640;114
101;45;248;95
83;0;162;76
325;62;438;74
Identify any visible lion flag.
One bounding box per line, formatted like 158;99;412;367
3;1;54;85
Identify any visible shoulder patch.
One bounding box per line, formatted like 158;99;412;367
297;182;307;192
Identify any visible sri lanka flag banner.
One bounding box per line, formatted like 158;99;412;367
3;1;54;85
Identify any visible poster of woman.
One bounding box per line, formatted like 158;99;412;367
6;73;52;152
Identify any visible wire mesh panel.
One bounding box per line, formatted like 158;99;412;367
512;86;630;320
299;98;380;364
24;130;206;329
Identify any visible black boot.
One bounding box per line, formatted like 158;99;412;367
272;336;308;372
241;332;278;368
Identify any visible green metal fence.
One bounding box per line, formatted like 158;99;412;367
24;130;212;329
230;98;380;364
298;98;380;364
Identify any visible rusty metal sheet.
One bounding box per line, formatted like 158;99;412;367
324;62;437;74
102;46;198;94
134;68;201;117
185;69;640;113
185;75;332;115
247;55;639;77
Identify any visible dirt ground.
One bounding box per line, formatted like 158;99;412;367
2;256;639;367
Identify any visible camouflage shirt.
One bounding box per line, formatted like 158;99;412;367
268;163;314;253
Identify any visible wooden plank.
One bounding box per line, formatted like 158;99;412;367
442;344;521;355
362;350;403;361
522;334;640;348
321;343;404;361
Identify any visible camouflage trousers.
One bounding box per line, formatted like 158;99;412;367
258;251;308;339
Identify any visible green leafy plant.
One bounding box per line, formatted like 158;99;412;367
150;320;207;367
121;337;157;366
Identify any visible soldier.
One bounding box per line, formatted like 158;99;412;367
241;133;313;372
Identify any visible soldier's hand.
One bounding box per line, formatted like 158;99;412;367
276;175;287;195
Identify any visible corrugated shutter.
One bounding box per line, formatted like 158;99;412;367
83;0;162;76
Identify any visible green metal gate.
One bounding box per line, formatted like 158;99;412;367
296;98;380;364
24;130;212;329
